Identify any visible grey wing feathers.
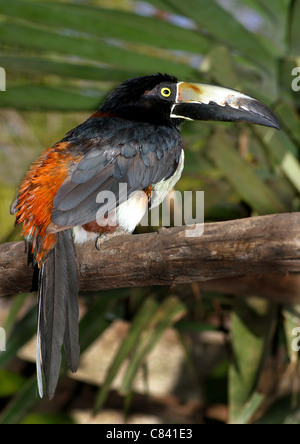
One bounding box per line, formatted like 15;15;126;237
51;127;183;229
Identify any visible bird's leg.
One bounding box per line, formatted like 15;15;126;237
95;227;130;251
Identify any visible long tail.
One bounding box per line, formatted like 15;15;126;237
36;229;80;399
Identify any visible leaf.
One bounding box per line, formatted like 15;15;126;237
229;298;277;424
0;369;25;398
254;126;300;194
281;153;300;194
21;413;73;425
207;45;277;102
275;102;300;146
3;294;31;336
0;0;209;55
206;46;240;89
120;296;187;394
155;0;277;71
289;0;300;56
79;290;129;354
0;306;36;368
94;298;160;412
231;392;265;425
0;290;127;424
0;376;39;425
232;0;289;52
255;127;298;162
0;54;133;82
0;85;100;111
208;131;288;214
255;395;300;424
134;0;179;15
0;21;196;81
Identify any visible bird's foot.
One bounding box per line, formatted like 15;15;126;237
95;228;130;251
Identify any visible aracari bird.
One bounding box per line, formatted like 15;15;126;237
11;74;280;399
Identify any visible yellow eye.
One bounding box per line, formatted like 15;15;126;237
161;87;172;98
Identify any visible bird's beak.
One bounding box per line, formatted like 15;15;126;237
171;82;280;130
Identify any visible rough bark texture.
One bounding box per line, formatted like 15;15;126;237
1;213;300;303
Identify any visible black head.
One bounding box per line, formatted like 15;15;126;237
100;73;179;125
100;73;280;130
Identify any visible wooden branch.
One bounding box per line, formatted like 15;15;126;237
1;213;300;303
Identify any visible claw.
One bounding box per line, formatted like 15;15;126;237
95;233;113;251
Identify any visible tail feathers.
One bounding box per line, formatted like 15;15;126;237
63;248;80;373
37;229;79;399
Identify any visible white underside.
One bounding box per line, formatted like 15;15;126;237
117;190;150;233
73;149;185;243
151;149;185;209
73;226;99;244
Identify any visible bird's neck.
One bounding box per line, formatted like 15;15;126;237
100;103;174;127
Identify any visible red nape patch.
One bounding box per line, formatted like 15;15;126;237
90;110;116;119
15;142;82;266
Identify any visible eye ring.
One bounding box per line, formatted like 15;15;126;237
161;87;172;98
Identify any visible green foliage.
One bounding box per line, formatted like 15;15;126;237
95;296;187;411
0;0;300;424
229;299;277;424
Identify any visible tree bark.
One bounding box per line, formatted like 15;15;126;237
1;213;300;303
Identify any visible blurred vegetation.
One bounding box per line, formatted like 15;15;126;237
0;0;300;424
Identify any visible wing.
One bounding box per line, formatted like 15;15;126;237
51;122;183;228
